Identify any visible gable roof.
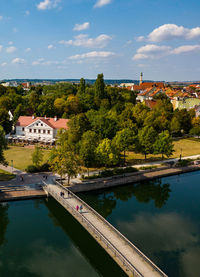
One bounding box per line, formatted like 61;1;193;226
16;116;69;129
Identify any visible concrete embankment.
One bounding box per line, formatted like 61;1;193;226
0;189;46;202
69;165;200;193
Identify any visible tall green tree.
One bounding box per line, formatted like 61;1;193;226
113;128;136;165
79;131;98;175
137;126;157;159
96;138;120;167
154;130;174;159
49;141;80;184
0;126;7;165
94;73;105;99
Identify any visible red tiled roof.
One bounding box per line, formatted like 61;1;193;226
144;100;158;109
16;116;69;129
133;82;165;91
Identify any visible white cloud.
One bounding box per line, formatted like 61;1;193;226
1;62;7;67
133;43;200;60
172;45;200;54
13;27;18;33
8;41;13;45
25;48;31;52
37;0;61;10
48;44;54;49
133;44;171;60
138;24;200;42
69;51;115;60
0;45;3;52
94;0;112;8
59;34;112;48
73;22;90;31
32;58;67;66
0;16;3;21
6;46;17;53
11;58;26;64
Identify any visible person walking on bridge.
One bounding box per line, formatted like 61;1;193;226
76;205;79;212
80;205;83;213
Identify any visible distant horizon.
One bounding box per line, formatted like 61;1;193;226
1;78;200;84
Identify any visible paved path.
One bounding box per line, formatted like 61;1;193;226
44;183;167;277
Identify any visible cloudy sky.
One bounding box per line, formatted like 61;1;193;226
0;0;200;81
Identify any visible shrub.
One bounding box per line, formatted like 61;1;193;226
39;163;50;172
26;165;38;173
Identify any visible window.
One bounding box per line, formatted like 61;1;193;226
36;123;38;126
48;130;50;134
43;130;45;134
38;129;41;133
34;129;36;133
22;127;24;131
41;123;43;126
29;129;32;133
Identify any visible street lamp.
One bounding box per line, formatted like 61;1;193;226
11;160;13;173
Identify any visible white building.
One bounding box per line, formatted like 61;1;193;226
16;116;69;141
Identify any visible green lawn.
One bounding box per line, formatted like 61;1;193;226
4;146;50;171
0;169;15;181
127;138;200;164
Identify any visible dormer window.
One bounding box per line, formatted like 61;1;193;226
41;123;43;126
36;123;38;126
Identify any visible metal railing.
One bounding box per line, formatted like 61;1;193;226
43;181;167;277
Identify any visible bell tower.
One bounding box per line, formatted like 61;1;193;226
139;72;143;85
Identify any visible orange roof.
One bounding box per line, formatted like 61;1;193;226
16;116;69;129
144;100;158;109
133;82;164;91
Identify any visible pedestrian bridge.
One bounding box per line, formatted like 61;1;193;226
42;181;167;277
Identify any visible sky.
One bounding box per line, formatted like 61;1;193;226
0;0;200;81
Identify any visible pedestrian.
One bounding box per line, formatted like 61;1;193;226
62;192;65;198
60;191;62;197
80;205;83;213
76;205;79;212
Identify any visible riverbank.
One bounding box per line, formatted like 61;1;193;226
68;165;200;193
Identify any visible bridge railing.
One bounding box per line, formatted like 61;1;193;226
43;182;143;277
54;180;167;277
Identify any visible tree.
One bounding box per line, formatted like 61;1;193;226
170;116;181;136
154;130;174;159
0;109;12;134
78;78;86;96
113;128;136;166
137;126;157;159
32;146;43;168
94;73;105;99
96;138;120;167
0;126;7;165
49;142;80;184
189;126;200;138
79;131;98;175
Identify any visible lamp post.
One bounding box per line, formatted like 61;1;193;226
180;148;182;161
11;160;13;173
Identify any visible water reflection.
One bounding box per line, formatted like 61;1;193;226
0;203;9;246
117;212;200;277
44;198;126;277
81;179;171;218
114;179;171;208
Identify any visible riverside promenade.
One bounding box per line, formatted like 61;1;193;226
43;181;167;277
69;164;200;193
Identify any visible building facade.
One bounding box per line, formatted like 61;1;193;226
16;116;69;141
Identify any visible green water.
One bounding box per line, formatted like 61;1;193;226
1;171;200;277
80;171;200;277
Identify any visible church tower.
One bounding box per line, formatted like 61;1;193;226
139;72;143;85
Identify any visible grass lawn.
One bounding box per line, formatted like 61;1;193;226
127;138;200;164
4;146;50;171
0;169;15;181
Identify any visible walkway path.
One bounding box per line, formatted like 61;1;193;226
44;182;167;277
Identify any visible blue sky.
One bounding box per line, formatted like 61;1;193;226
0;0;200;81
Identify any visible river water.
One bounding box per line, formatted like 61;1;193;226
0;171;200;277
